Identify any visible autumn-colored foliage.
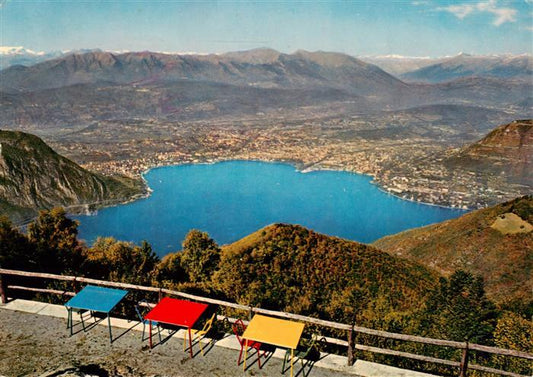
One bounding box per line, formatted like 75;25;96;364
1;207;531;376
0;216;29;270
26;208;85;274
213;223;437;329
373;195;533;305
83;237;158;285
492;312;533;375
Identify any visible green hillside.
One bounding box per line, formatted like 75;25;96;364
0;130;145;222
373;196;532;305
213;223;438;328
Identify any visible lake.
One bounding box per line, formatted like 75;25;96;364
75;160;466;256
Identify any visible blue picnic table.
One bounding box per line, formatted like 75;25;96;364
65;285;128;342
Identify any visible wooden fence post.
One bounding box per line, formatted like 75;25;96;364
248;306;253;321
0;273;7;303
158;288;163;302
347;324;355;366
460;341;469;377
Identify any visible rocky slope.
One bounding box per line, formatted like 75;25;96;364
444;120;532;185
0;130;145;222
373;196;533;304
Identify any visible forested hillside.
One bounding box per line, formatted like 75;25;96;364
374;195;533;308
214;224;436;327
0;208;531;375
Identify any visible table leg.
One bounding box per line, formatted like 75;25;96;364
188;328;193;358
149;320;153;349
107;314;112;343
68;308;72;335
291;348;294;377
243;339;248;371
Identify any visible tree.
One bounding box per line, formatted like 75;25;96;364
26;208;85;273
425;270;497;344
84;237;159;284
493;312;533;375
0;216;30;270
154;252;187;285
181;230;221;283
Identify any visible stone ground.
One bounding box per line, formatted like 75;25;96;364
0;308;352;377
0;300;439;377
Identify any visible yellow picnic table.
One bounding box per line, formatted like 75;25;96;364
242;314;305;377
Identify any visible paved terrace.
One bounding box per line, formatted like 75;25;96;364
0;299;439;377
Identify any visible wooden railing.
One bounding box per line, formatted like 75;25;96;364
0;268;531;377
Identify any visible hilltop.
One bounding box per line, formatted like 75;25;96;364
0;130;145;222
373;196;533;305
213;223;438;326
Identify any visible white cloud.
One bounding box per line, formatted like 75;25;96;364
438;0;517;26
411;1;430;5
477;0;517;26
441;4;475;19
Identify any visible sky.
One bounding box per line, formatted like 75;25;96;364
1;0;532;57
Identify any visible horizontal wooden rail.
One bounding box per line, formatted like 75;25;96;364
160;288;249;311
1;267;532;377
7;285;76;297
354;345;529;377
252;306;351;330
353;325;467;349
355;344;461;368
468;363;527;377
469;344;533;360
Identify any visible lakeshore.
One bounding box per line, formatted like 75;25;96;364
73;160;465;255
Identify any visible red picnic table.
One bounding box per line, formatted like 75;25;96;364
143;297;209;358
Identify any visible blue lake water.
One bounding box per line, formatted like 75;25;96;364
75;161;466;257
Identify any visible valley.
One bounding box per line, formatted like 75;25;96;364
1;49;532;211
48;109;528;209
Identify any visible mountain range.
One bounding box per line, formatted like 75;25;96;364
2;48;530;86
0;49;408;96
1;49;531;129
400;53;533;83
0;48;530;211
0;46;103;70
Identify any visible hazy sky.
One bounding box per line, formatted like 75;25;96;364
1;0;532;57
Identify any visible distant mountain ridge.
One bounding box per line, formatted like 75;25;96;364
401;53;533;83
0;46;101;70
0;130;144;222
1;48;531;125
360;55;448;75
0;48;408;98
